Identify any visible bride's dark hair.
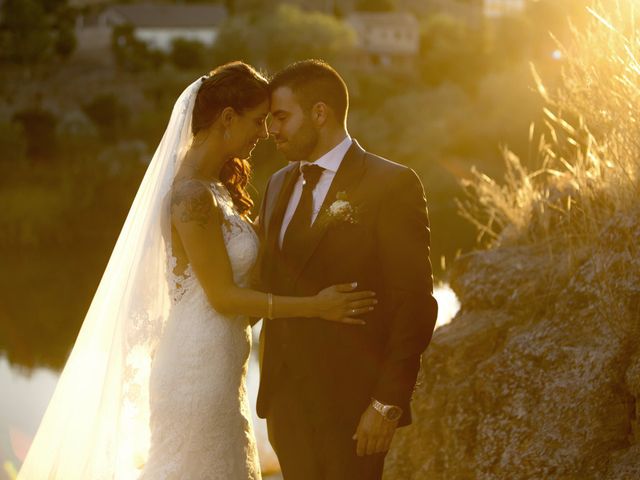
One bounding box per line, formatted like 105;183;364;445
192;61;269;216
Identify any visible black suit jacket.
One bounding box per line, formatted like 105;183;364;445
256;140;438;427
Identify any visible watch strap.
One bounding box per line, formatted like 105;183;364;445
371;397;402;420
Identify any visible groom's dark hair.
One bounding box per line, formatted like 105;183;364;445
269;59;349;124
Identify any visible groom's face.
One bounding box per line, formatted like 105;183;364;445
269;86;319;162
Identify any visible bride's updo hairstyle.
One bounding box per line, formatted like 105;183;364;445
192;61;269;216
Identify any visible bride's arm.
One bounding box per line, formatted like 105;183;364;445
171;180;376;324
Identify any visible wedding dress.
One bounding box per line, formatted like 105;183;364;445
140;181;261;479
17;77;262;479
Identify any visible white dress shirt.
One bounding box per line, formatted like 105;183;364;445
279;135;353;248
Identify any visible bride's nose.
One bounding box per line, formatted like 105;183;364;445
267;116;278;136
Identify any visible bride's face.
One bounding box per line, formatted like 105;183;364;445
226;100;270;160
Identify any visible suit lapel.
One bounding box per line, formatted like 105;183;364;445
289;140;367;283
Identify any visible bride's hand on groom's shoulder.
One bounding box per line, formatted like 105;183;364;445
313;283;377;325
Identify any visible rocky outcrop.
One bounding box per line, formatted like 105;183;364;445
383;210;640;479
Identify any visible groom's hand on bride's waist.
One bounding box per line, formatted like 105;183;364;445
352;401;399;456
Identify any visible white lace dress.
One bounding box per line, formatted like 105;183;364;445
139;181;261;480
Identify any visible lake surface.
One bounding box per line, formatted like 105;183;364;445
0;285;458;479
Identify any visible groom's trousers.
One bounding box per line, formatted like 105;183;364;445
266;368;386;480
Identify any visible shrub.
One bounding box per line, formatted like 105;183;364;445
0;0;52;64
0;121;27;165
112;23;165;72
212;4;356;71
170;38;207;70
11;106;58;160
82;93;131;141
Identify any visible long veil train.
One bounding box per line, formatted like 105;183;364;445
18;78;202;479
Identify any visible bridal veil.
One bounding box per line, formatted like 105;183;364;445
18;78;202;479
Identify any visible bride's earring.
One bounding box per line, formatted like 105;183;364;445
224;130;230;141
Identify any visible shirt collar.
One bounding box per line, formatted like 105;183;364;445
300;135;352;174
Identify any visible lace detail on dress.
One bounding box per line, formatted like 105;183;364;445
140;181;261;480
167;251;194;305
166;181;258;305
209;182;259;288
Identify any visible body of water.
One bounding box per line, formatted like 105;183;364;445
1;286;458;479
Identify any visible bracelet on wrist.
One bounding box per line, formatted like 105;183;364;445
267;292;273;319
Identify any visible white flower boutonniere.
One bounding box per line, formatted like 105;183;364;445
324;191;359;226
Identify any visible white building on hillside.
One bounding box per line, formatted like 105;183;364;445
76;4;228;53
346;12;420;68
422;0;526;27
101;4;227;51
483;0;526;18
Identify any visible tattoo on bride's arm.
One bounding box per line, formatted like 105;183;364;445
171;181;213;229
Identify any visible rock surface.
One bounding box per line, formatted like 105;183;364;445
383;210;640;479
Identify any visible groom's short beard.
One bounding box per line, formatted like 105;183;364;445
285;115;319;162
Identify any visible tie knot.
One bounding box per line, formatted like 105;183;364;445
300;164;325;188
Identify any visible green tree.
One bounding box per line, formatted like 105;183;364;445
39;0;66;15
12;106;58;160
355;0;396;12
227;0;269;13
0;0;52;64
111;24;164;72
54;24;76;59
213;4;356;70
419;13;485;86
489;15;532;64
0;0;77;64
52;5;77;59
82;94;131;142
170;38;207;70
0;122;28;165
210;15;254;65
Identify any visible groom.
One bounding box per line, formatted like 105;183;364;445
256;60;438;479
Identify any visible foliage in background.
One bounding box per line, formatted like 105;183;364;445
211;4;357;70
419;13;486;86
0;0;52;64
355;0;396;12
12;106;58;159
0;0;586;368
111;24;165;72
170;38;208;70
82;94;131;142
0;0;76;64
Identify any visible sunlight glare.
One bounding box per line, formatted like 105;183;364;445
433;284;460;329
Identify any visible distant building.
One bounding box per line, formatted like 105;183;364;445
76;4;228;53
346;12;420;68
421;0;526;28
101;4;227;51
483;0;526;18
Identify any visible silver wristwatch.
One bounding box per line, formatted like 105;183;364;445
371;398;403;422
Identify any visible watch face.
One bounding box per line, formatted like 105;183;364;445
385;406;402;421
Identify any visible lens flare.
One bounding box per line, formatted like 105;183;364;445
9;427;31;463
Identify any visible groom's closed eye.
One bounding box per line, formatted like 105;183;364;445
271;111;288;121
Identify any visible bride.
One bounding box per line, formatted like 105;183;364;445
17;62;376;479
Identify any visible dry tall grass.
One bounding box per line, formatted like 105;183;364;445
457;0;640;324
460;1;639;248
